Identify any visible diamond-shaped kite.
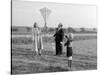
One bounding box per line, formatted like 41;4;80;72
40;7;51;28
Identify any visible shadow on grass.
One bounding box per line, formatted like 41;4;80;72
43;66;68;72
12;64;68;74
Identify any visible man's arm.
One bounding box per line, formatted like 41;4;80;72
53;33;56;37
61;29;64;41
60;29;64;45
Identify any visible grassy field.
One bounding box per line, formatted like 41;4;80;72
11;33;97;75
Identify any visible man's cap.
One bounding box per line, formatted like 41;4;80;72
58;23;63;27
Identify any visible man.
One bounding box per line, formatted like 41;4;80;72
53;23;64;55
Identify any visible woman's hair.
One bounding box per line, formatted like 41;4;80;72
33;22;37;28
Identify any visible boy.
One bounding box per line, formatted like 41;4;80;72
64;33;74;70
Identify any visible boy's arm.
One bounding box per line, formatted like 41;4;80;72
64;42;67;46
65;35;69;40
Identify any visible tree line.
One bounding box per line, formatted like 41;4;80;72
11;26;97;34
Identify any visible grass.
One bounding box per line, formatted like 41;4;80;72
11;34;97;74
12;34;97;44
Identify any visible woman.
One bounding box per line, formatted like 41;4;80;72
32;22;43;55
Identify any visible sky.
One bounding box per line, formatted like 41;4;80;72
12;0;97;28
